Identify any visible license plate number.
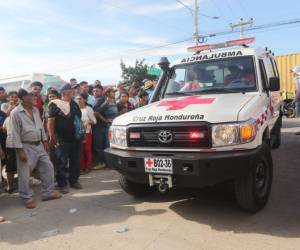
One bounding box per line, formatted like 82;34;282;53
144;158;173;174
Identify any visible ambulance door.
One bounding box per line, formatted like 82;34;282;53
264;55;282;127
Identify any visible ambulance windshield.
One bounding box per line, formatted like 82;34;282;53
164;56;257;96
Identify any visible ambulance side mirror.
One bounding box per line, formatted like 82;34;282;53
269;77;280;91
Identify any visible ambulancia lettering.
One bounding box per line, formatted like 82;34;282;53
181;50;243;64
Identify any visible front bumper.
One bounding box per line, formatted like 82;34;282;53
105;146;263;188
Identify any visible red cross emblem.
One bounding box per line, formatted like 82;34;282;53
158;96;215;110
145;158;154;168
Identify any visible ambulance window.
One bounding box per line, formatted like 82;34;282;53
164;56;257;97
266;57;276;77
174;68;186;82
272;59;279;77
211;68;223;84
259;59;269;91
165;68;187;93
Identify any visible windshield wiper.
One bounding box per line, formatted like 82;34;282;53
191;88;246;94
164;91;192;96
165;88;246;96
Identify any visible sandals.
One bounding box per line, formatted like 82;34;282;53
24;199;37;209
42;191;62;202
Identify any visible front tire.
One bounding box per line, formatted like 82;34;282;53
272;116;282;149
119;174;155;198
272;130;281;149
234;143;273;212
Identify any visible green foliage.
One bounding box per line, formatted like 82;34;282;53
120;59;156;85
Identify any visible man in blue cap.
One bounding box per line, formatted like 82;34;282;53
47;84;83;194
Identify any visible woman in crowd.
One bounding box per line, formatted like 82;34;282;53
43;89;60;172
128;86;140;108
1;91;19;116
76;93;96;174
43;89;60;130
2;91;19;193
117;91;134;115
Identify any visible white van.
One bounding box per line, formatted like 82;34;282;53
0;73;64;93
105;38;282;212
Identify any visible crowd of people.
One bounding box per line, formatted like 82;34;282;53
0;77;157;217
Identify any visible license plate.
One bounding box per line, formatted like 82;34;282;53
144;158;173;174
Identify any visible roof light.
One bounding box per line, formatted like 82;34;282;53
187;37;256;53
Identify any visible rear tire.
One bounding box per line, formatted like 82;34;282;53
119;174;155;198
234;142;273;212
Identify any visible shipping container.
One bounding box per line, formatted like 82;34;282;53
276;53;300;99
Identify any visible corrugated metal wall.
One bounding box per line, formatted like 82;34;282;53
276;53;300;97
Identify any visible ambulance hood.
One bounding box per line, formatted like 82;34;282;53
113;93;256;126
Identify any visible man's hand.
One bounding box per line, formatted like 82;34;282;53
0;146;5;160
84;120;93;127
49;135;57;146
43;141;49;152
17;149;28;162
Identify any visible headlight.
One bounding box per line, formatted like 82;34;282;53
212;119;257;147
212;124;240;147
109;126;127;147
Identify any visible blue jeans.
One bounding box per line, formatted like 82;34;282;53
55;140;83;187
92;125;109;164
296;101;300;117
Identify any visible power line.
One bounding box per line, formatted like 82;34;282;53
199;18;300;40
99;0;189;34
51;18;300;73
50;37;193;74
235;0;249;18
210;0;231;23
175;0;193;14
224;0;238;20
175;0;219;19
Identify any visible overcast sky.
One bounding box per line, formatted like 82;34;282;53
0;0;299;84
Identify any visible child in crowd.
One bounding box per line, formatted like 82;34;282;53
2;91;19;193
137;90;149;107
76;93;96;174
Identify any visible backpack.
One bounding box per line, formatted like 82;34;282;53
73;115;85;141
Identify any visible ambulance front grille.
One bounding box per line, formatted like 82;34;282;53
127;124;211;148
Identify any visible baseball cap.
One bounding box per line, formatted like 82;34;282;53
17;88;34;99
144;80;154;90
59;84;74;94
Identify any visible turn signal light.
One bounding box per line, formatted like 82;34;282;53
240;124;256;143
108;128;113;141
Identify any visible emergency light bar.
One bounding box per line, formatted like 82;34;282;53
187;37;256;53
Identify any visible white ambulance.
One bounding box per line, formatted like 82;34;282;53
105;38;282;212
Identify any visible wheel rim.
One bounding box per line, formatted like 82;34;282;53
254;161;268;196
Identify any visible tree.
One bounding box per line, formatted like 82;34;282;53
120;59;156;86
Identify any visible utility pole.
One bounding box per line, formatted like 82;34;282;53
230;18;254;38
194;0;199;45
176;0;219;45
